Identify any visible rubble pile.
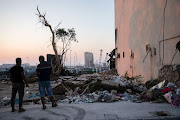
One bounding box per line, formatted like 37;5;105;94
159;65;180;87
51;73;149;104
51;70;180;107
1;69;180;107
100;68;118;76
27;76;38;83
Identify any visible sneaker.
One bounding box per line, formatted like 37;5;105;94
19;108;26;112
42;106;46;110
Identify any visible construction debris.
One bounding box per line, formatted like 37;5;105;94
52;71;180;107
1;69;179;107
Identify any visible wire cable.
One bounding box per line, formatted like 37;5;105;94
162;0;168;65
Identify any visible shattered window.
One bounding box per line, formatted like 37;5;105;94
115;28;117;44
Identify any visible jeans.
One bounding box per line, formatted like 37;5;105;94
11;83;24;107
38;81;53;97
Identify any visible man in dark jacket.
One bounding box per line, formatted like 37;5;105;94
10;58;29;112
36;56;57;109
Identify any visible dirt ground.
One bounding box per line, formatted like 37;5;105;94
0;80;60;102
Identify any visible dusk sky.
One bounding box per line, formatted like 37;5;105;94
0;0;115;66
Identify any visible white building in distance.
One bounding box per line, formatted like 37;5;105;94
84;52;94;67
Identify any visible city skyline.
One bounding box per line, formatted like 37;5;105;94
0;0;115;65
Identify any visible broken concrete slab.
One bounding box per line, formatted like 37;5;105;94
101;80;126;93
61;76;74;80
76;78;88;81
159;65;180;87
101;80;119;87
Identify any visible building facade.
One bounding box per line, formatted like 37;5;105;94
84;52;94;67
115;0;180;82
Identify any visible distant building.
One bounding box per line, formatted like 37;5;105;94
0;64;15;68
0;63;30;68
84;52;94;67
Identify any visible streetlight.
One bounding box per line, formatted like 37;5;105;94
74;52;77;67
70;50;72;68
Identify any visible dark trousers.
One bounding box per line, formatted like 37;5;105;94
11;83;24;107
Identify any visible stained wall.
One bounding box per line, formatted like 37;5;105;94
115;0;180;82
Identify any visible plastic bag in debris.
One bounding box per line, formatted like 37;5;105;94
25;87;29;94
121;92;132;101
28;94;39;99
134;85;147;93
171;97;180;107
97;90;114;102
101;94;113;102
2;97;10;101
143;88;153;101
112;76;126;82
164;92;172;103
112;76;127;87
1;97;11;106
119;81;126;87
91;92;100;101
176;88;180;96
121;97;129;101
112;77;120;82
111;90;117;95
167;82;177;88
124;92;131;98
103;90;109;94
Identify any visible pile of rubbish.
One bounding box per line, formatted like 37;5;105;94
0;97;11;106
60;90;141;104
52;71;180;107
161;82;180;107
1;69;179;107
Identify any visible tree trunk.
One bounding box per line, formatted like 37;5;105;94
50;27;61;74
37;7;61;74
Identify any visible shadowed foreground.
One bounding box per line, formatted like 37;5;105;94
0;102;180;120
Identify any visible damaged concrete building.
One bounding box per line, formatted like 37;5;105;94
84;52;94;67
114;0;180;84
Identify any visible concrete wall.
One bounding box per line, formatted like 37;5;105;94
115;0;180;82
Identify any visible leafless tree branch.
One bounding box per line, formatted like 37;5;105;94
36;6;61;74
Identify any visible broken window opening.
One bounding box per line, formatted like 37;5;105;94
130;49;134;58
115;28;117;45
154;48;156;56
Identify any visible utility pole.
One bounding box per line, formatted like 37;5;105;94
74;52;77;67
99;49;103;72
75;52;77;67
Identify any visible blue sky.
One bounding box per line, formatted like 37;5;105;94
0;0;115;65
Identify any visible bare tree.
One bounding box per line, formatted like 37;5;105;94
36;6;61;74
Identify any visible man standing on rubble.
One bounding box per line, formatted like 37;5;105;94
10;58;29;112
36;55;57;109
